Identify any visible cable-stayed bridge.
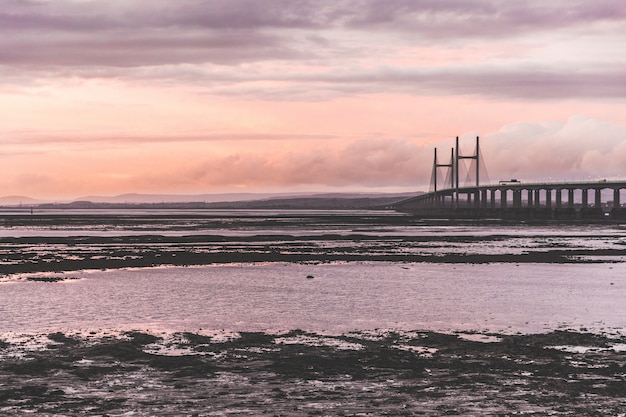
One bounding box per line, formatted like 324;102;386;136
392;137;626;220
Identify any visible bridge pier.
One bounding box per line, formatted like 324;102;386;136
513;190;522;209
394;182;626;221
392;136;626;220
534;190;541;208
568;189;575;208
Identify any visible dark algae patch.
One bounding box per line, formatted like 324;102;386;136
1;330;625;415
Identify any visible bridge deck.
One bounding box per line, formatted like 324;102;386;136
393;180;626;220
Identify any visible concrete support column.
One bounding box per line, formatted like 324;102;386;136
545;189;552;208
568;189;574;208
513;190;521;208
481;189;488;209
500;189;507;209
534;190;541;208
491;189;496;209
614;189;621;208
556;189;562;208
527;190;533;208
475;190;480;208
595;189;602;208
582;189;588;208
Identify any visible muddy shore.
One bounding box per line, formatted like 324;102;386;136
1;329;625;416
2;213;626;277
4;233;625;277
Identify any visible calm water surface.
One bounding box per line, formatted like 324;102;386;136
2;262;624;335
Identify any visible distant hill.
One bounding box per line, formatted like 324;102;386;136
75;192;316;204
1;192;421;209
214;193;418;209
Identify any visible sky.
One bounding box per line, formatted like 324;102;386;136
1;0;626;199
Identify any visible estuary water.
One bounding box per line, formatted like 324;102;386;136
1;209;626;336
2;262;625;335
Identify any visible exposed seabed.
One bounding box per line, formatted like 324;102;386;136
1;329;626;416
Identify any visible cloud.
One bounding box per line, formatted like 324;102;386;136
0;0;325;68
483;116;626;182
137;138;431;191
4;115;626;197
2;0;625;68
0;131;334;148
165;117;626;190
235;66;626;101
346;0;626;38
1;0;625;102
45;63;622;102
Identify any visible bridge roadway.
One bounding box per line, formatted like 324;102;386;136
392;180;626;220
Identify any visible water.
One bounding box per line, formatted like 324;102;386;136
2;210;626;336
2;262;624;335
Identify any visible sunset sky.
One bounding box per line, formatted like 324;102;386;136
1;0;626;199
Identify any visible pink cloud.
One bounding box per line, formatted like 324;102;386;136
1;2;626;198
483;116;626;182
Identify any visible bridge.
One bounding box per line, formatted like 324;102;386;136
392;136;626;220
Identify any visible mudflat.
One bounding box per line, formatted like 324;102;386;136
1;329;625;415
2;213;626;277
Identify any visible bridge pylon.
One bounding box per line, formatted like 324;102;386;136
432;147;454;193
396;136;626;220
431;136;481;209
455;136;480;208
431;148;454;208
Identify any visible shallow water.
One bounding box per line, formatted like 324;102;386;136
2;262;625;335
2;211;626;336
